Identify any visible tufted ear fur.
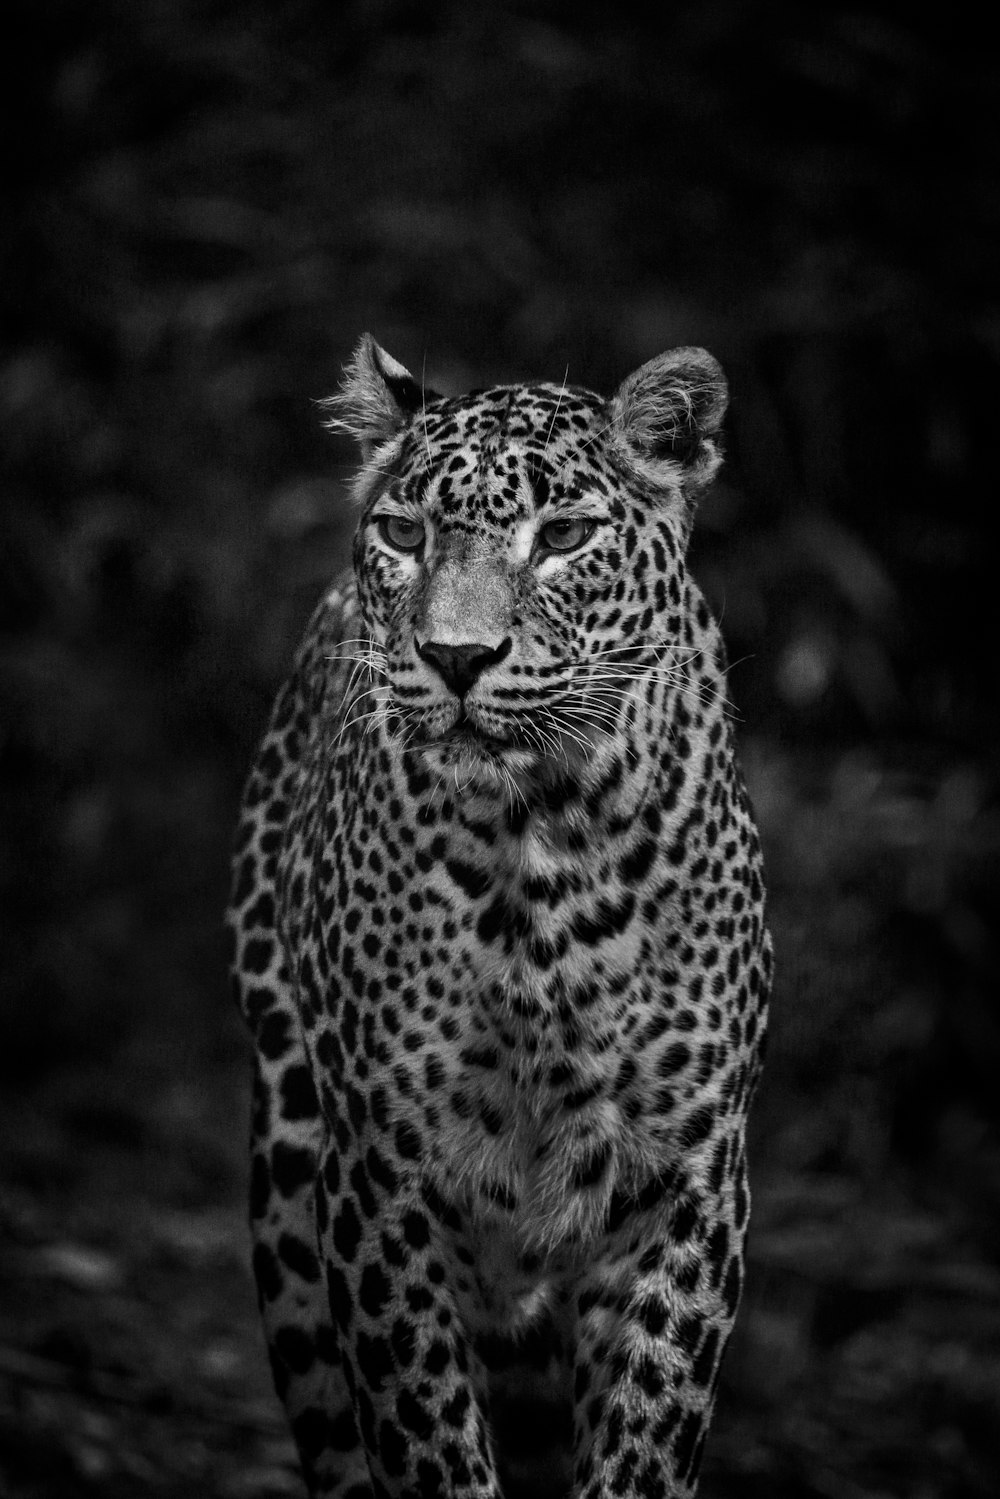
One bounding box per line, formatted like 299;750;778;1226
609;347;728;496
321;333;438;459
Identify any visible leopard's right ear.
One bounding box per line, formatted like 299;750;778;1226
320;334;435;459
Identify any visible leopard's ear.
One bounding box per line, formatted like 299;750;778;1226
321;334;436;458
609;347;728;495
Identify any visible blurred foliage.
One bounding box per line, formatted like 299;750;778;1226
1;0;999;1494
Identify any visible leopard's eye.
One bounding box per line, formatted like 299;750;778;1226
537;517;594;554
377;515;425;554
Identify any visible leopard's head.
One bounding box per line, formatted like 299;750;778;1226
325;335;727;795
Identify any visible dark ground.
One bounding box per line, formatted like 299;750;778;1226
2;2;999;1494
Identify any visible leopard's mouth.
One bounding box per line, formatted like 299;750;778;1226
398;704;526;754
393;695;603;781
445;712;518;753
399;710;543;791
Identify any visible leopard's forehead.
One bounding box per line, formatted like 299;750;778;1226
392;381;612;501
429;381;605;441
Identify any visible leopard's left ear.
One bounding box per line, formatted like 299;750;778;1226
321;333;437;459
609;347;728;495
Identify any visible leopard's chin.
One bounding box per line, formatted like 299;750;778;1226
438;733;540;785
404;705;597;795
400;720;543;801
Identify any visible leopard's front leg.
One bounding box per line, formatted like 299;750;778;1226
570;1154;750;1499
315;1135;503;1499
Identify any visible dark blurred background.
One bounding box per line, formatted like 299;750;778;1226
1;1;998;1494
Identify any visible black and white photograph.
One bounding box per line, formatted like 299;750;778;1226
2;4;997;1496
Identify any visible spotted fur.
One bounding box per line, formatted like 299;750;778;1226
227;334;772;1498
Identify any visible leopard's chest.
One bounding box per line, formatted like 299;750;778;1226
281;750;669;1225
278;712;765;1254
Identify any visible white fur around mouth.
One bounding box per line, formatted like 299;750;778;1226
443;728;534;769
422;722;542;793
445;718;512;753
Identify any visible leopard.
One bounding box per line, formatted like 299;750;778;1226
227;333;772;1499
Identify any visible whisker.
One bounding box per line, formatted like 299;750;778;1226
725;652;756;675
497;761;527;814
565;417;615;465
325;639;386;656
541;366;570;458
334;683;391;747
584;642;704;668
579;666;735;717
536;708;591;757
521;714;559;756
554;703;622;738
333;705;374;749
420;353;433;472
330;458;401;480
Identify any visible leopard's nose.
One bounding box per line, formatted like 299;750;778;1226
416;637;512;697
